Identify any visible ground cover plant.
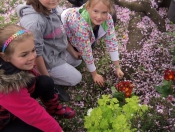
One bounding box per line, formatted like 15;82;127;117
1;0;175;131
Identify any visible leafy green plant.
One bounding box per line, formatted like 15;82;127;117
155;80;174;97
84;95;148;132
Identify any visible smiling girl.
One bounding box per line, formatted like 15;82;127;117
61;0;124;87
0;24;75;132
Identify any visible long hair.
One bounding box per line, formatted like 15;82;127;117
26;0;51;15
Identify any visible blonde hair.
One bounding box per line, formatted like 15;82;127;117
85;0;115;14
0;24;33;56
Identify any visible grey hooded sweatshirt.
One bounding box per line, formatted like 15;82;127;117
16;4;68;69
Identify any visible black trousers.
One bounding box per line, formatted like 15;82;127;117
0;118;42;132
32;75;55;101
0;75;55;132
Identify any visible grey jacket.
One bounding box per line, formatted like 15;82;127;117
16;4;68;69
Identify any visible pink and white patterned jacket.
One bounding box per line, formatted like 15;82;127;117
61;6;119;72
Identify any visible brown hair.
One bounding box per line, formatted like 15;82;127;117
0;24;33;56
85;0;115;14
26;0;51;15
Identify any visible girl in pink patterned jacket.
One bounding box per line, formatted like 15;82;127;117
61;0;124;87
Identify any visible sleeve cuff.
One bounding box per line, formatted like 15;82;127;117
86;63;96;72
109;51;119;61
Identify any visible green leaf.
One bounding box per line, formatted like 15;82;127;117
111;86;117;94
163;80;172;86
98;95;110;106
99;119;109;129
155;80;173;97
161;86;173;97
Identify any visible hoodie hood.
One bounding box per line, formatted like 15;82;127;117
16;3;38;18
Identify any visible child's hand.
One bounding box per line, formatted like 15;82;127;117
92;73;104;87
73;50;82;60
115;68;124;79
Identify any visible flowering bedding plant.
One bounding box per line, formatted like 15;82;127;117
154;69;175;98
116;81;134;97
111;81;134;106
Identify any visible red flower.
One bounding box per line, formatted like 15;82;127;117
125;92;131;98
116;81;134;98
164;69;174;81
167;95;173;101
125;87;129;92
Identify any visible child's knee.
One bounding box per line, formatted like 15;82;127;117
70;72;82;86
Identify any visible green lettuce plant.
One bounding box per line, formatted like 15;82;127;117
84;95;148;132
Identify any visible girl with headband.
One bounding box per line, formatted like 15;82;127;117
0;24;75;132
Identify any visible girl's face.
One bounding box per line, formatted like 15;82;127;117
39;0;59;10
87;1;109;27
7;39;36;71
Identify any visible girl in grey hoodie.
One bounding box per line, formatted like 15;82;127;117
16;0;82;87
